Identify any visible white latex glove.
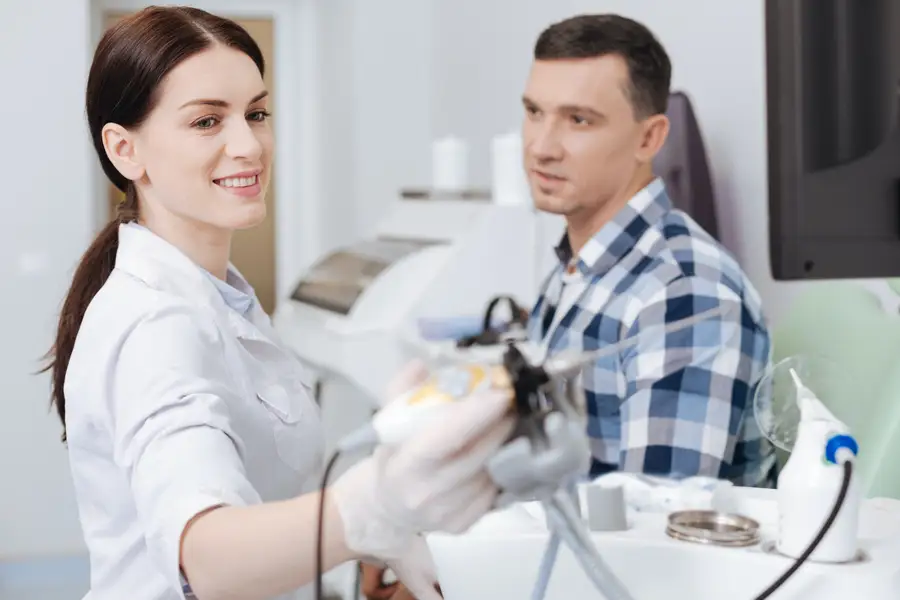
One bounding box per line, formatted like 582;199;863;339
488;412;592;508
384;535;441;600
331;360;515;564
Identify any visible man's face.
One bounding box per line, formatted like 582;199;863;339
521;54;660;219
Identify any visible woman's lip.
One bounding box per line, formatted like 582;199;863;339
215;179;262;197
214;169;262;181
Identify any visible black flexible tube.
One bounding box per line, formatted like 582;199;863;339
752;461;854;600
315;450;343;600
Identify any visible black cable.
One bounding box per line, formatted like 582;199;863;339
456;294;527;348
354;561;363;600
315;450;343;600
752;461;854;600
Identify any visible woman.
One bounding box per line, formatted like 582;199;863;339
44;6;515;600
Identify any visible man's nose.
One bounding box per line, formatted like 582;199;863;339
527;121;564;161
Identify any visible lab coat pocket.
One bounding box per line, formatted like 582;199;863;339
257;381;308;471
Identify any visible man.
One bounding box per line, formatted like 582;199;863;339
523;14;776;486
362;13;777;600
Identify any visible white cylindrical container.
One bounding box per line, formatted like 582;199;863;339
491;132;530;206
776;391;861;563
432;136;469;191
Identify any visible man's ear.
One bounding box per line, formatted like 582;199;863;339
634;114;670;163
101;123;145;182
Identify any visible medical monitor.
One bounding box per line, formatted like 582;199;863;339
766;0;900;280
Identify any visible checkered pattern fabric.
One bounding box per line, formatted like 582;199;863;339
529;178;777;487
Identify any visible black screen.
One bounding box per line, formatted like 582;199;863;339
766;0;900;279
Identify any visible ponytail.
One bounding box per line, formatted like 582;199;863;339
42;184;139;441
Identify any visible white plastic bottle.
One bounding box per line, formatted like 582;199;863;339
776;370;861;563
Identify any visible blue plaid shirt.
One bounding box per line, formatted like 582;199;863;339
529;178;776;487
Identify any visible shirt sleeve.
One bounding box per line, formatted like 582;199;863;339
617;276;769;479
109;301;262;596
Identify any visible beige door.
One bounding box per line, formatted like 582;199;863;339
103;13;279;314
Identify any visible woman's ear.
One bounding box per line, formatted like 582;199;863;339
101;123;146;182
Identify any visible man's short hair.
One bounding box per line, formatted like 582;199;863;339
534;14;672;119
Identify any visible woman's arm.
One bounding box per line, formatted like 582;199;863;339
110;305;514;600
108;303;354;600
181;491;355;600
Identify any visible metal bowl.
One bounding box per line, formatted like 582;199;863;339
666;510;761;547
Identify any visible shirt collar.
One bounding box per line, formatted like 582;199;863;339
117;222;256;315
555;177;671;277
210;265;256;316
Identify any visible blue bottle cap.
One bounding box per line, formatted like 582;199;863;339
825;434;859;464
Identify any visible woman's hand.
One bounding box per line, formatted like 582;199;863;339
331;360;514;591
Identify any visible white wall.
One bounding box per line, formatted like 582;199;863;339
350;0;435;235
316;0;359;252
430;0;813;324
315;0;436;466
0;0;94;557
319;0;434;248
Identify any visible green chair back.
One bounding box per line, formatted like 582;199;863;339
770;280;900;499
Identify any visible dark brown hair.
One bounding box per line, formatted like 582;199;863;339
534;14;672;118
43;6;264;441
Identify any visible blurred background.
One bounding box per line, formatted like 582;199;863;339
3;0;900;598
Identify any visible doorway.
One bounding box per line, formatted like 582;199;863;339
101;12;279;314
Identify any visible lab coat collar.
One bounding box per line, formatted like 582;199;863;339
114;223;272;345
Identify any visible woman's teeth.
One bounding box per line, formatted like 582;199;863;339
216;175;258;188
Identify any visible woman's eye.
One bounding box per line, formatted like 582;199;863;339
194;116;219;129
248;110;271;122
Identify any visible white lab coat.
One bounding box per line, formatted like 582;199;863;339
64;223;325;600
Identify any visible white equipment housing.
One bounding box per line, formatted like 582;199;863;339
426;488;900;600
272;197;559;405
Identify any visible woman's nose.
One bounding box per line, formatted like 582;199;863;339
225;119;263;161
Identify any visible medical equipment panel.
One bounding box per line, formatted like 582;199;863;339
274;195;551;406
289;238;443;315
